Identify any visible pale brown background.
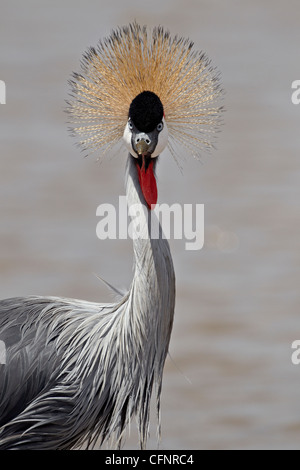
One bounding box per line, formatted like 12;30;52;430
0;0;300;449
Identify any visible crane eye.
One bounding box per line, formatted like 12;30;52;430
157;122;163;132
128;120;133;130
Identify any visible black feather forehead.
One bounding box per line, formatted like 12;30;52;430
129;91;164;133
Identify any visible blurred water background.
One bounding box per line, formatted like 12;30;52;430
0;0;300;449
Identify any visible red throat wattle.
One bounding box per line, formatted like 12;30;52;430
136;157;157;209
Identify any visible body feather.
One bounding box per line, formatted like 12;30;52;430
0;156;175;449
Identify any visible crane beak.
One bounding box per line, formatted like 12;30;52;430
135;140;150;156
135;153;157;210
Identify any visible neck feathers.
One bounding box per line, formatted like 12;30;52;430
124;154;176;446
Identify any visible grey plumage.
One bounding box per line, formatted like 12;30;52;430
0;21;222;450
0;155;175;449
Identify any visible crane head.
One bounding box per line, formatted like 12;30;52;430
67;22;223;202
123;91;168;209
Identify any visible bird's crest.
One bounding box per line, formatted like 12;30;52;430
67;22;223;164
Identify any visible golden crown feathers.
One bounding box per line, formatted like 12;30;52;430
67;22;223;164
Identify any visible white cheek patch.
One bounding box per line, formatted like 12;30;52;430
151;118;168;158
123;124;138;158
122;117;168;158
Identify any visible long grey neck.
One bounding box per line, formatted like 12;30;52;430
116;154;176;447
125;153;176;359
